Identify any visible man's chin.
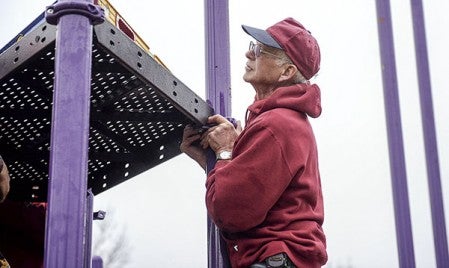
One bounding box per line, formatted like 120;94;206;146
242;73;251;83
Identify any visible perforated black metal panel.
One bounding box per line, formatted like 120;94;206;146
0;20;213;201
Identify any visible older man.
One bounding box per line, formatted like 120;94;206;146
181;17;327;268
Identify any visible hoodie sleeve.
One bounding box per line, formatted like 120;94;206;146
205;117;306;233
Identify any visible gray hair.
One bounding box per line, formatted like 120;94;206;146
276;52;308;84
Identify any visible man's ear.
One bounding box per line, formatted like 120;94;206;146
278;64;298;83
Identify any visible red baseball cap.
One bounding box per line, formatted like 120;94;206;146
242;17;320;80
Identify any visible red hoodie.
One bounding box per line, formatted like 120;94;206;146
206;83;327;268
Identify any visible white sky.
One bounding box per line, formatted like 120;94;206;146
1;1;448;267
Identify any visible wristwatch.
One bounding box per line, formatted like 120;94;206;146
216;150;232;160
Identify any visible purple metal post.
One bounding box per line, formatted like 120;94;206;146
410;1;449;266
85;190;94;268
375;1;416;267
44;0;99;267
92;256;104;268
204;0;231;115
204;0;231;267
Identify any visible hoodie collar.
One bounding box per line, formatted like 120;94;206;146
247;83;322;121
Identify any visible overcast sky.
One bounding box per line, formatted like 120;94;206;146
1;1;448;267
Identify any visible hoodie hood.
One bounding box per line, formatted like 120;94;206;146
247;83;322;119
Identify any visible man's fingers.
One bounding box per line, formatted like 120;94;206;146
207;114;228;125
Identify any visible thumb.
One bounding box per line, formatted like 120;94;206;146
207;114;227;125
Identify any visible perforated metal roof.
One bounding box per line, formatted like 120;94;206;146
0;19;213;201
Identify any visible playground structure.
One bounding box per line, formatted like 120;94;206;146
0;0;214;266
0;0;447;267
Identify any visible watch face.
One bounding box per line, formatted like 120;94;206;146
218;151;232;160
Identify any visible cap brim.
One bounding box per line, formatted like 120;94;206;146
242;24;282;49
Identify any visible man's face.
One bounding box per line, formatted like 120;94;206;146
243;42;285;88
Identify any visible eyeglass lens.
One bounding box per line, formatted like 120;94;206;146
249;41;261;57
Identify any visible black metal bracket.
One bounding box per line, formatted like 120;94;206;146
45;1;105;25
93;210;106;220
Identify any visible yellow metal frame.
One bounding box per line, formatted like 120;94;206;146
94;0;169;69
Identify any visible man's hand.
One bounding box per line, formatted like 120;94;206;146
180;125;208;171
0;159;10;203
201;115;242;157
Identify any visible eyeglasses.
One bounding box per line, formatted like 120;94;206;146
249;41;283;59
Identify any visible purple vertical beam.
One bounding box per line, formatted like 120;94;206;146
92;256;104;268
410;1;449;266
44;0;94;267
204;0;231;267
205;0;231;114
85;190;94;268
375;1;416;267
